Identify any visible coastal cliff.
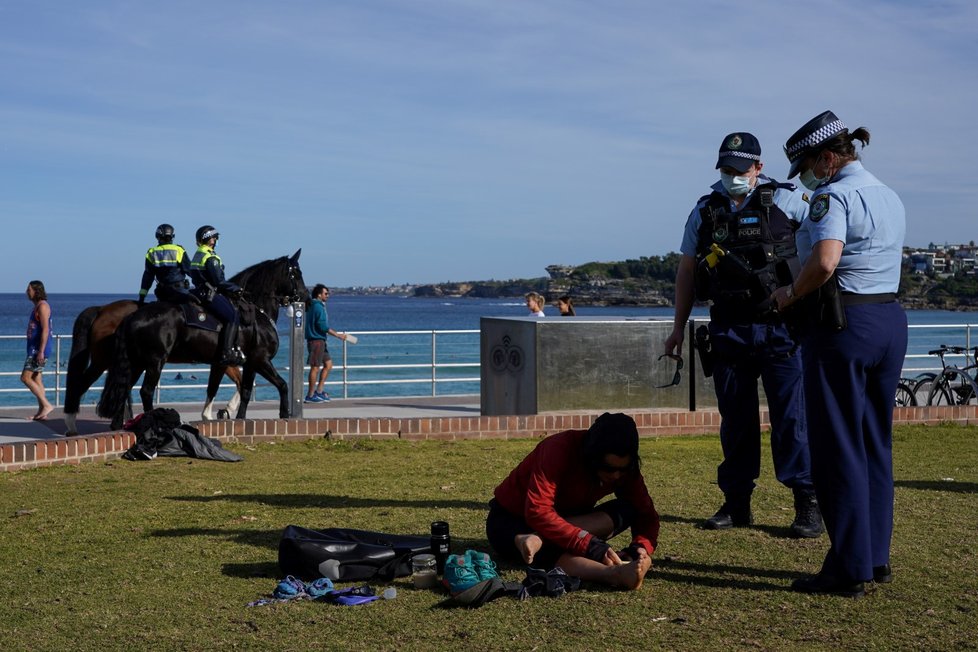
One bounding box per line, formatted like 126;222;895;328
342;253;978;310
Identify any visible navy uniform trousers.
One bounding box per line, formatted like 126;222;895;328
802;302;907;582
710;321;813;499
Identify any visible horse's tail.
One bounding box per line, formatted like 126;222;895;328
96;323;133;420
64;306;101;414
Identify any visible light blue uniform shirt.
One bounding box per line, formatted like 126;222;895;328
679;175;810;256
795;161;905;294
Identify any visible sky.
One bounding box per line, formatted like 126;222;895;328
1;0;976;292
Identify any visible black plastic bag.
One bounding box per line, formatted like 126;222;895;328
278;526;431;582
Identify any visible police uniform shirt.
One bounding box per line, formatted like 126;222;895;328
795;161;906;294
679;175;810;256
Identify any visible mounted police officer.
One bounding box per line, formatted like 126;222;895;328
138;224;192;305
664;132;822;538
189;225;246;367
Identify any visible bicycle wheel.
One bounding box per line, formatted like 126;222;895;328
894;382;917;407
928;372;957;406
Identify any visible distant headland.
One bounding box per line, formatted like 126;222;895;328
336;245;978;311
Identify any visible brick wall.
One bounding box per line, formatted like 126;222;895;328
1;405;975;472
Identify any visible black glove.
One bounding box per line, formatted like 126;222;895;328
137;296;145;306
584;536;611;562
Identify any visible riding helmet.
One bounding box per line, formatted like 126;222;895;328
155;223;175;243
196;225;220;244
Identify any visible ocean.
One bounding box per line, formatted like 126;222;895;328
1;293;976;407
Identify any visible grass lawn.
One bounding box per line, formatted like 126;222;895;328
1;424;976;651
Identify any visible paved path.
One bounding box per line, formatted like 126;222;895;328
0;395;480;444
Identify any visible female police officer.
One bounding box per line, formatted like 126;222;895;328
772;111;907;597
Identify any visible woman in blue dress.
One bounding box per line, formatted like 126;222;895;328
772;111;907;597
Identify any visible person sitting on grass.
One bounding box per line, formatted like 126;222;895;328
485;412;658;590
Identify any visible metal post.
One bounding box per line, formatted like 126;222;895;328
288;301;305;418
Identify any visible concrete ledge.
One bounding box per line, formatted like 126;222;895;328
1;405;975;472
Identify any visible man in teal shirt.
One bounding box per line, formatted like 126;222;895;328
304;284;348;402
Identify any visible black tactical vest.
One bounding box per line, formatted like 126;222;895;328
694;181;802;321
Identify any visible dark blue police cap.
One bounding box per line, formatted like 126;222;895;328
784;110;848;179
715;132;761;173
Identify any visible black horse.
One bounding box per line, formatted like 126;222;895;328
97;250;308;428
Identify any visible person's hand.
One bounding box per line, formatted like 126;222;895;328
771;284;798;312
137;296;145;306
603;547;624;566
617;544;644;562
36;354;45;366
663;328;684;356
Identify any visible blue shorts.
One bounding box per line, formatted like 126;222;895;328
23;355;46;373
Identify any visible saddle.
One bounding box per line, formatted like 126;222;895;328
180;303;222;332
179;297;256;332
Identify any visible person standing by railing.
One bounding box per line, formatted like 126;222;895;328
304;284;348;403
22;280;54;421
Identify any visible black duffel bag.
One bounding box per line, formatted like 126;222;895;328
278;525;432;581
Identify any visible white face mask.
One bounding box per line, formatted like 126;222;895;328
720;172;753;196
799;154;829;191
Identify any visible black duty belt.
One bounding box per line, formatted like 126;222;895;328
841;292;897;306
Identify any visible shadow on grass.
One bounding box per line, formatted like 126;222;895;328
166;493;488;510
653;558;800;593
660;513;795;539
895;479;978;494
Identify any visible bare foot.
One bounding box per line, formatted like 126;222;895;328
515;533;543;565
33;405;54;421
611;554;652;590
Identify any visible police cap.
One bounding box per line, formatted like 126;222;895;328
716;132;761;173
784;110;848;179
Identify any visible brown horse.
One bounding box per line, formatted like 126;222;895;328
63;299;242;436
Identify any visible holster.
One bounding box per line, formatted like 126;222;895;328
694;325;714;377
785;272;847;336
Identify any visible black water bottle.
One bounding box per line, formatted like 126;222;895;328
430;521;451;574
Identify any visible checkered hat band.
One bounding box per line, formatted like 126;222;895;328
719;150;760;161
786;119;847;160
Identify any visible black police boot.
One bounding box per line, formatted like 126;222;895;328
790;489;824;538
217;321;246;367
791;571;865;598
702;496;752;530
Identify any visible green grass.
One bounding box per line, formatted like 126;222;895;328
1;425;977;651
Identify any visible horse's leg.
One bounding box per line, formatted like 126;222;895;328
234;366;257;419
201;364;225;421
139;363;163;415
225;365;243;417
251;358;290;419
64;364;107;436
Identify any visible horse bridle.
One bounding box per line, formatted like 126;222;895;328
280;262;303;307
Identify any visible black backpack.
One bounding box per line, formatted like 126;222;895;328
278;526;432;581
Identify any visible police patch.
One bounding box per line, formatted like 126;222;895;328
727;135;742;149
810;194;830;222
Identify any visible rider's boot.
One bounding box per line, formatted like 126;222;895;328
217;320;246;367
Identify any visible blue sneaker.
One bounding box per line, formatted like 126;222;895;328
315;391;330;402
466;549;499;582
303;394;323;404
442;554;480;595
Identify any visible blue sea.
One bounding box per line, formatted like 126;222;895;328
1;293;976;407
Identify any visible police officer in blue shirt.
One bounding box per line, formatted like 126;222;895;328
773;111;907;597
665;132;822;538
190;225;246;367
138;224;192;305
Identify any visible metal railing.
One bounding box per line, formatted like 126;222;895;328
0;329;481;407
2;323;976;407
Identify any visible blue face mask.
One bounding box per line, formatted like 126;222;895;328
799;153;829;191
720;172;753;196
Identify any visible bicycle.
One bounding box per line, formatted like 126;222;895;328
914;345;978;406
